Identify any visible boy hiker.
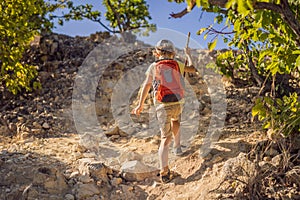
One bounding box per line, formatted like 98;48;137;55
132;39;196;183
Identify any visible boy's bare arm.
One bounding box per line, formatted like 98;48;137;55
132;74;152;115
138;81;151;106
184;47;196;73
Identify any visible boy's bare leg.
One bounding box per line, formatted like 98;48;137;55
158;134;172;174
172;120;180;148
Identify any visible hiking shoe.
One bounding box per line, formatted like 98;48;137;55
173;146;183;156
160;169;172;183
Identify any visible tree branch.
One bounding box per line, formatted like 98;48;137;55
170;0;300;43
255;1;300;41
208;27;235;35
245;46;265;87
105;0;124;32
91;18;120;33
254;2;282;13
169;0;227;18
278;0;300;43
51;14;119;34
169;2;196;18
208;0;227;7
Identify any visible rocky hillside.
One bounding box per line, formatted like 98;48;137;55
0;32;299;200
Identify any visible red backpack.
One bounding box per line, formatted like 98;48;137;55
154;59;184;102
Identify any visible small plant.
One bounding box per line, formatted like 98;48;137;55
0;0;50;94
252;92;300;137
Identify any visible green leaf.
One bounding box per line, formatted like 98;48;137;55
208;39;218;50
246;0;253;10
258;50;270;63
252;101;264;117
237;0;248;15
233;19;241;33
225;0;236;9
197;27;207;35
263;121;271;129
204;32;209;40
58;19;63;25
268;62;279;75
292;50;300;55
215;15;224;24
296;56;300;67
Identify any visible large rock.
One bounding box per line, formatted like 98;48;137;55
121;160;159;181
88;161;113;183
78;159;113;183
33;166;68;195
118;150;143;164
75;183;100;199
221;153;256;196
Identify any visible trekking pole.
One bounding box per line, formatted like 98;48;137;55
186;32;191;49
184;32;191;77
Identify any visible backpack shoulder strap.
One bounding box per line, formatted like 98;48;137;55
155;58;175;63
155;59;179;68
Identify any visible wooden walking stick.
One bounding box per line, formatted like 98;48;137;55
184;32;191;77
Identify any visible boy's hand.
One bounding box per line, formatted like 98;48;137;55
131;104;144;116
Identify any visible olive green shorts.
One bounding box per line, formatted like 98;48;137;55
155;103;183;138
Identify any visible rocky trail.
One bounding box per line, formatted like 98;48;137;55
0;32;299;200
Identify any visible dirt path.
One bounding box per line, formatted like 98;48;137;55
0;127;258;200
114;128;258;200
0;106;262;200
0;80;262;199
